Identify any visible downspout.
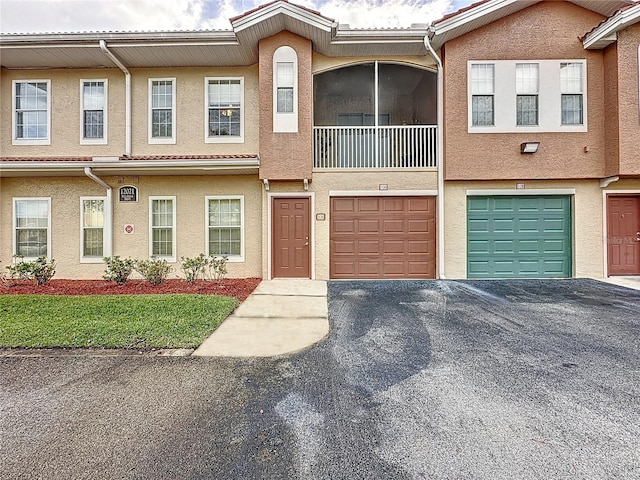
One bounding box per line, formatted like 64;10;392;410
425;31;446;279
100;40;131;156
84;167;113;258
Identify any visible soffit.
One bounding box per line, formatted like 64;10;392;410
0;1;429;70
430;0;633;50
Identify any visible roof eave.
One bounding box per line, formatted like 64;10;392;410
583;4;640;49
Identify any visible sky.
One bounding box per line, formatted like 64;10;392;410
0;0;475;34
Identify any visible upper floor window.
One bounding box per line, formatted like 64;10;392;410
273;46;298;132
149;78;176;144
470;64;494;126
149;197;176;261
516;64;538;126
80;80;107;145
14;198;51;258
467;60;587;133
205;78;244;143
12;80;50;145
560;63;583;125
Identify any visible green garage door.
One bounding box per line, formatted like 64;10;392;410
467;195;572;278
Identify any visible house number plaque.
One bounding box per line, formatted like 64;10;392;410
119;185;138;202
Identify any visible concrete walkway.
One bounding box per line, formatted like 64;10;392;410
193;279;329;357
598;275;640;291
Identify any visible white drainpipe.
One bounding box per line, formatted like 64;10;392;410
99;40;131;156
424;32;446;279
84;167;113;258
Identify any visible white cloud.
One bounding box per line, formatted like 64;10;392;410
0;0;461;34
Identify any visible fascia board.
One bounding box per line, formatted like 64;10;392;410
232;3;335;33
0;158;259;171
583;5;640;49
432;0;529;35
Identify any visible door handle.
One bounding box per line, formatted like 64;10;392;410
304;242;309;246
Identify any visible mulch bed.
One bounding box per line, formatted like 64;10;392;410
0;278;262;302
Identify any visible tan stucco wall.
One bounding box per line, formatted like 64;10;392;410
311;54;437;74
442;1;607;181
1;175;262;279
443;180;605;279
1;66;260;158
616;24;640;176
258;32;313;180
261;170;438;279
603;44;620;177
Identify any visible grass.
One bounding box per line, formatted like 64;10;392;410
0;294;239;349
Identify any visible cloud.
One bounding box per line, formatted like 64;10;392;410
0;0;459;34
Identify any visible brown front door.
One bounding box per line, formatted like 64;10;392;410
272;197;311;278
607;196;640;275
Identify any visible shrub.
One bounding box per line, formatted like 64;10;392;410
180;253;208;284
134;258;172;286
6;256;56;286
103;256;135;285
207;256;228;281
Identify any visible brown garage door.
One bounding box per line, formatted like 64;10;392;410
330;196;436;279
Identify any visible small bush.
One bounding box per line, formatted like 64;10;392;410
207;256;228;281
103;256;135;285
180;253;208;284
135;258;172;286
6;256;56;286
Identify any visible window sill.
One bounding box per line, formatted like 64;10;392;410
13;138;51;146
205;136;244;144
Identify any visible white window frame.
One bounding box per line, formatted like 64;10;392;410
12;80;51;146
148;78;176;144
516;63;539;126
205;196;245;262
149;196;176;262
13;197;51;260
204;77;244;144
80;79;108;145
560;62;584;126
470;63;495;127
80;196;110;263
273;46;298;133
467;60;587;133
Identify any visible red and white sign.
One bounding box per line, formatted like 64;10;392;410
124;224;134;234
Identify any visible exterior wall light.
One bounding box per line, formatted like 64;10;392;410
521;142;540;154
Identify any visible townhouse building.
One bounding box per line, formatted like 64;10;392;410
1;0;639;281
430;0;640;279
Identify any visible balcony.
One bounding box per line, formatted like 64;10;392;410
313;125;437;169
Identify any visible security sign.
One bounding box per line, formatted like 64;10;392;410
124;224;134;234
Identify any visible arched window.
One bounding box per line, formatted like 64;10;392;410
273;46;298;132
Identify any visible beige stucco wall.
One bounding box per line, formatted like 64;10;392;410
616;24;640;175
311;54;437;74
259;32;313;180
442;1;607;181
603;44;620;177
262;170;438;280
0;66;260;158
443;180;605;279
1;174;262;279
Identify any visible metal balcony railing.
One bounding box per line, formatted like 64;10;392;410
313;125;437;169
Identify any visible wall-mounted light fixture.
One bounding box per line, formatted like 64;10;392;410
520;142;540;154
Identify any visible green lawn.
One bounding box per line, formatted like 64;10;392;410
0;294;238;349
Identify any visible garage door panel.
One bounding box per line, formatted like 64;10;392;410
333;198;356;212
468;195;571;278
331;196;436;279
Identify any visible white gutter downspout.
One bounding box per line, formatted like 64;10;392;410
425;32;446;279
84;167;113;258
100;40;131;156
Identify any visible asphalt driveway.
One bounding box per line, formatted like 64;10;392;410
1;279;639;479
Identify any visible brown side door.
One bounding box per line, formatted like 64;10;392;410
272;197;311;278
607;196;640;275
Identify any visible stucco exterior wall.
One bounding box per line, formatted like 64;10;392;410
1;175;262;279
259;32;313;180
603;44;621;177
261;170;438;280
616;24;640;175
443;180;604;279
0;66;260;158
442;1;607;181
